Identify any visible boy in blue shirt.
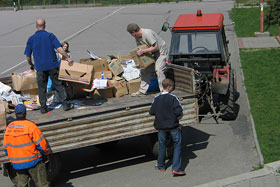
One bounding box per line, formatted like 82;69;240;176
149;78;186;176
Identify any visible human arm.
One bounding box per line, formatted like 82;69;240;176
26;56;34;70
149;99;156;115
24;37;34;70
3;138;8;156
57;47;73;66
31;124;51;156
173;97;183;118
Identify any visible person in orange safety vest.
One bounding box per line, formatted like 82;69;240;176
3;104;51;187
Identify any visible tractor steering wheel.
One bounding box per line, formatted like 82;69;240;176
191;46;209;53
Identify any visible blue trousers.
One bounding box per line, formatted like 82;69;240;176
157;128;182;171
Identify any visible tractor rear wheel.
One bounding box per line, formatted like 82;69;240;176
221;69;236;120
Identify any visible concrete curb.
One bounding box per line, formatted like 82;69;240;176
194;161;280;187
194;169;273;187
265;160;280;173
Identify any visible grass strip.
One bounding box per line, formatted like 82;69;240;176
231;7;279;37
240;48;280;163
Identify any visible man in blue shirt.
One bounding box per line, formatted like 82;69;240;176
24;18;73;114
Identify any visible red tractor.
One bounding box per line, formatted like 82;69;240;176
163;10;237;121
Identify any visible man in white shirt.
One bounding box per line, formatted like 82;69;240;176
127;23;168;96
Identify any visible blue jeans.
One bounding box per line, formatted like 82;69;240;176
157;128;182;171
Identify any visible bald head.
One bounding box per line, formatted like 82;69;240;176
36;18;46;30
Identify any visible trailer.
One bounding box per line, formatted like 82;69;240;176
0;63;198;185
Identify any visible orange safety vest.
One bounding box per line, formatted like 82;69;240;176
3;119;50;170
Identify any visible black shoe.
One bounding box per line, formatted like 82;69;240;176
63;104;74;111
40;108;50;114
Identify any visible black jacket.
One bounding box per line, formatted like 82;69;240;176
149;92;183;130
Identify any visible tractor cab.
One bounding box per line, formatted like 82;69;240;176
163;10;236;120
163;10;230;78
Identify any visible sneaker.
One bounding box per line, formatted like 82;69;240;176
63;104;74;111
154;165;166;172
172;170;186;176
131;91;146;97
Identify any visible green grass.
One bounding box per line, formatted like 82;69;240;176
240;48;280;163
231;7;279;37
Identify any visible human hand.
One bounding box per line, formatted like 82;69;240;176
30;64;34;71
67;57;74;66
43;155;50;164
137;48;144;56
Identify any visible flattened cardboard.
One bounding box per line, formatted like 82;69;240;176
108;77;128;97
108;59;124;76
127;78;141;94
0;104;7;130
80;57;108;72
130;44;155;69
59;60;93;85
12;71;38;91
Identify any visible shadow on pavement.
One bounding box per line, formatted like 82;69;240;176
52;126;211;186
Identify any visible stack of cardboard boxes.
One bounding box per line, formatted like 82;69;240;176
58;45;155;99
9;45;155;103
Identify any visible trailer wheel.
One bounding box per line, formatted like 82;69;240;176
6;163;17;186
46;153;62;182
151;133;173;159
152;141;173;159
221;69;236;120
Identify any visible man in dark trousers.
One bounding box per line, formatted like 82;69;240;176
149;79;185;176
24;18;73;114
3;104;51;187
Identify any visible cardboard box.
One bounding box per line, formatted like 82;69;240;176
65;83;87;99
130;44;155;69
0;104;7;130
108;59;124;76
59;60;93;85
127;78;141;94
80;57;108;72
21;88;39;98
12;71;38;91
94;71;113;79
94;87;114;99
0;100;10;114
108;77;128;97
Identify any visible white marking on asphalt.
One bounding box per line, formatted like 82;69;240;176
0;46;25;48
0;6;125;76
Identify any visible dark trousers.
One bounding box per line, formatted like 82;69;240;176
37;68;68;111
16;161;50;187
